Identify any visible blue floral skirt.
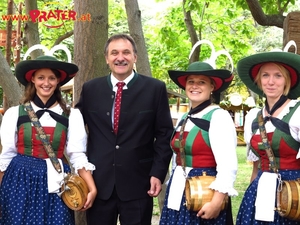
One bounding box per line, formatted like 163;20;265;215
159;167;233;225
0;154;74;225
236;169;300;225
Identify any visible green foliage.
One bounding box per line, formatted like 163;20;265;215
0;1;9;30
144;5;190;85
153;197;161;216
233;0;295;14
0;0;76;60
145;0;259;98
143;0;296;103
35;0;75;56
0;0;298;105
108;0;129;35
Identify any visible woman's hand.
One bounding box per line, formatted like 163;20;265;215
197;201;222;219
0;171;4;185
78;168;97;211
80;188;97;211
196;191;226;219
250;160;259;182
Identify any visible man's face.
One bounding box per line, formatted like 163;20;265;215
105;38;137;79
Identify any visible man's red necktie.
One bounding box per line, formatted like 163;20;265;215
113;82;125;134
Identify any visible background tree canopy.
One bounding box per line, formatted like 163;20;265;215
0;0;300;224
1;0;298;109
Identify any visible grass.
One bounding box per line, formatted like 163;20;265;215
153;146;252;224
232;146;252;222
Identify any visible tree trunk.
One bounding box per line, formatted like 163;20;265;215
124;0;152;77
0;53;22;113
24;0;43;59
283;12;300;54
5;0;13;66
73;0;109;224
73;0;109;104
182;0;201;64
3;0;14;114
246;0;285;28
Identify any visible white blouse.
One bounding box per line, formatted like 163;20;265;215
175;105;238;196
244;100;300;162
0;102;95;173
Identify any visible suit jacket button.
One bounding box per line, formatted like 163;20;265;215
116;145;120;149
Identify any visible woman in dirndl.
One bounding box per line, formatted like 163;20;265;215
159;60;238;225
236;42;300;224
0;55;97;225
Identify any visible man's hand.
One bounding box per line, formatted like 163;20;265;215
147;176;162;197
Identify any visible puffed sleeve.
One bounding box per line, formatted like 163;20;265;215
65;108;95;173
209;108;238;196
244;107;260;162
287;102;300;159
0;106;19;171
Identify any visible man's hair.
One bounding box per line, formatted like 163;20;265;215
104;33;137;56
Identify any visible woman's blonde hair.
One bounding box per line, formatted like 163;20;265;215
254;62;291;96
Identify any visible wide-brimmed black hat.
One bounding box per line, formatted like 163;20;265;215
237;51;300;99
168;61;233;93
15;55;78;86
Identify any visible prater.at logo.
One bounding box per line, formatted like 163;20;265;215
29;2;90;28
1;1;91;31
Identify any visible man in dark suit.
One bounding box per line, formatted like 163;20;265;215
75;33;173;225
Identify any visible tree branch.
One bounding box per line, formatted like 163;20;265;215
280;0;291;14
52;30;74;47
246;0;285;28
182;0;200;63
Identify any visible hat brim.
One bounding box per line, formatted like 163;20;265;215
15;60;78;86
237;52;300;99
168;69;233;93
